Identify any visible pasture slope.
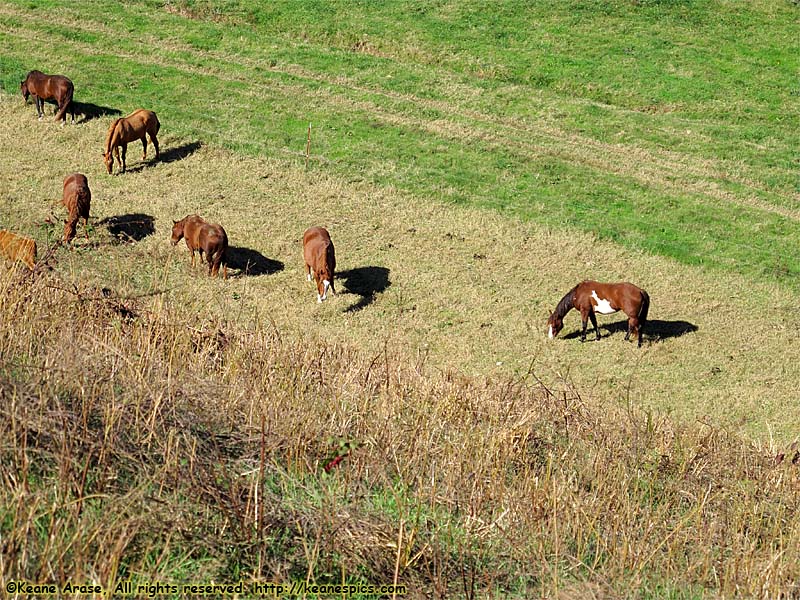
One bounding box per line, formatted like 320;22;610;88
1;0;799;597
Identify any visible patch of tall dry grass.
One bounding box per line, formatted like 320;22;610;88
1;266;798;597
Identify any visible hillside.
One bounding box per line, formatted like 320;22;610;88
1;1;799;597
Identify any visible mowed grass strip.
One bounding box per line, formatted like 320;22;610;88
1;94;799;441
0;0;797;286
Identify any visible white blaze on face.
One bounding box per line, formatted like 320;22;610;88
591;290;617;314
548;325;554;339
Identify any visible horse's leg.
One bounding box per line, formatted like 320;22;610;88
579;307;589;343
625;315;642;346
113;145;121;174
625;315;640;343
589;310;600;341
120;144;127;173
141;136;148;160
151;133;159;159
305;262;312;281
35;96;43;119
83;217;90;240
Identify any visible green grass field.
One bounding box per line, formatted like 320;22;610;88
1;1;799;597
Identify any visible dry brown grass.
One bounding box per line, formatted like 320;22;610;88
1;261;798;597
0;93;798;442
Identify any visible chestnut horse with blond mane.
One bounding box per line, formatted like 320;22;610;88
303;226;336;302
547;281;650;347
21;70;74;123
0;230;36;270
171;214;228;279
102;109;160;174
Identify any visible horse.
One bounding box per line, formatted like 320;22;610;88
20;70;75;123
547;280;650;347
62;173;91;244
102;109;160;174
0;230;37;270
171;214;228;279
303;226;336;302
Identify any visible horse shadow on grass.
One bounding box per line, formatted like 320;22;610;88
97;213;155;243
563;319;698;343
126;141;202;173
73;101;122;123
227;246;284;277
338;266;391;312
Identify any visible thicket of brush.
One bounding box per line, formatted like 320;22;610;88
1;266;798;598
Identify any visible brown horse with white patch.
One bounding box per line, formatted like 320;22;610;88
62;173;91;244
547;281;650;347
20;70;74;123
303;226;336;303
171;214;228;279
102;109;160;174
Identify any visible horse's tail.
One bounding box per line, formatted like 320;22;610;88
55;81;74;122
210;246;227;278
76;185;91;218
638;290;650;324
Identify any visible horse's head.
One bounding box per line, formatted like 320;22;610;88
547;312;563;339
20;81;29;101
170;219;185;246
101;151;114;174
315;264;334;302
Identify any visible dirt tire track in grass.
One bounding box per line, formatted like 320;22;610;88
1;5;798;223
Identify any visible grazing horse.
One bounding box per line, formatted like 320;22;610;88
102;109;160;174
62;173;91;244
547;281;650;347
0;230;37;270
171;214;228;279
20;70;75;123
303;226;336;303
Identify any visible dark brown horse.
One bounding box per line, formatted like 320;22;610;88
102;109;160;174
62;173;91;244
20;70;74;123
547;281;650;347
171;214;228;279
303;226;336;302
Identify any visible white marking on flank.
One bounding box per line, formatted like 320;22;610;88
548;325;554;339
591;291;617;314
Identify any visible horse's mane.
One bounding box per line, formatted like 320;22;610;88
553;284;579;319
104;118;123;153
